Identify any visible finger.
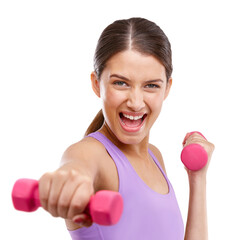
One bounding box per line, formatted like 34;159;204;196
184;132;207;147
47;173;67;217
67;181;94;220
57;179;81;218
38;173;52;211
182;132;191;146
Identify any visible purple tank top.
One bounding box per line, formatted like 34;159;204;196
69;132;184;240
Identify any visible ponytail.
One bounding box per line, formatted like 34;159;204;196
84;109;104;137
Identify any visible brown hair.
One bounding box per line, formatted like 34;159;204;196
85;17;172;136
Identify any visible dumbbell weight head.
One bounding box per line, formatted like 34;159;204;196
181;144;208;171
12;178;41;212
181;131;208;171
89;190;124;225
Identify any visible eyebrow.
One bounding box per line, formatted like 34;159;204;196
110;74;164;83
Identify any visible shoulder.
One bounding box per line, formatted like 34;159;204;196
61;136;107;163
61;136;110;186
61;135;118;191
149;143;167;174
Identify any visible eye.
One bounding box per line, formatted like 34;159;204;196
113;81;127;86
145;83;160;88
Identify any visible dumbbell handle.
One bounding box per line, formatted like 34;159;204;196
12;178;123;226
181;131;208;171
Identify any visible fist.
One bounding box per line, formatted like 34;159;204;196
182;131;215;174
39;168;94;226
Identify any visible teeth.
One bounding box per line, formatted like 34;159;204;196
123;113;143;120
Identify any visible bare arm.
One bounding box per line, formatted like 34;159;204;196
184;173;208;239
183;133;214;240
39;137;105;229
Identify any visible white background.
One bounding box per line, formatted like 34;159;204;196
1;0;239;239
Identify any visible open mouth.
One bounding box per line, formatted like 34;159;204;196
119;112;147;131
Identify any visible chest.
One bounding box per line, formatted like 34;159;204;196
98;151;169;195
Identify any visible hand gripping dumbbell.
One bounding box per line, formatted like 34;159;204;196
12;178;123;226
181;131;208;171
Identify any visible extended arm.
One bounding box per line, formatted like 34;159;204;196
38;137;107;229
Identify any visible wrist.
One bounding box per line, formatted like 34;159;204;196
188;172;207;188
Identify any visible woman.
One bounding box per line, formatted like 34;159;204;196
39;17;214;240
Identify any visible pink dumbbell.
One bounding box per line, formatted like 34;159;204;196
181;131;208;171
12;178;123;226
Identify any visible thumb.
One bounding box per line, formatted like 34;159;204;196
73;213;93;227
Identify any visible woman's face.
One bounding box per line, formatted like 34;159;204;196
91;50;172;145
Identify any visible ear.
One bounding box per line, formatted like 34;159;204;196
164;77;172;100
91;71;100;98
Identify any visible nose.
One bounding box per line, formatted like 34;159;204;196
127;88;145;111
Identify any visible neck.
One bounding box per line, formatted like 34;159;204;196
99;122;150;158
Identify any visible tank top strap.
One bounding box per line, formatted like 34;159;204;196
87;131;129;169
148;149;173;191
